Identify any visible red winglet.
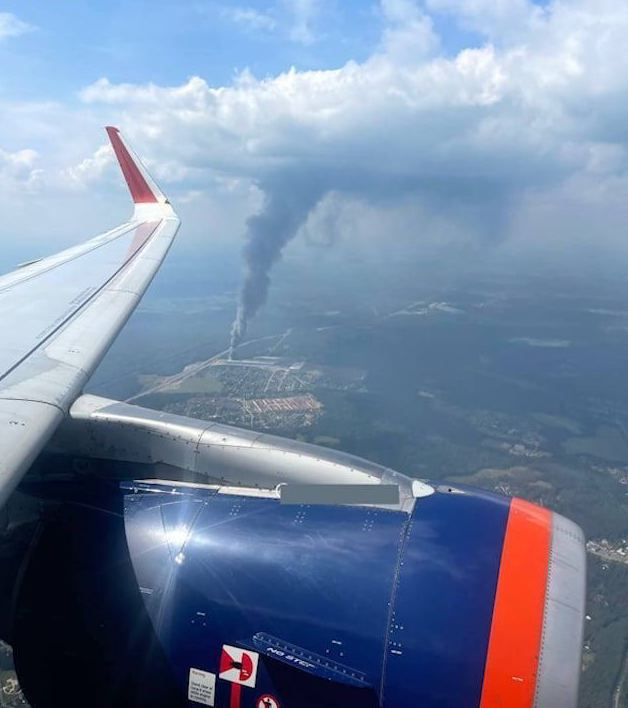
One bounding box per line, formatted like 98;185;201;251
106;126;158;204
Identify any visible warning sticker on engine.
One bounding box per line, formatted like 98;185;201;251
219;645;259;688
188;668;216;706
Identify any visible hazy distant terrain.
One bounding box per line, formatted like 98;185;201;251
87;251;628;708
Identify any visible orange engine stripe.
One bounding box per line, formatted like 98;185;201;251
480;498;552;708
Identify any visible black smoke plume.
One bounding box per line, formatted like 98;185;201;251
229;176;322;357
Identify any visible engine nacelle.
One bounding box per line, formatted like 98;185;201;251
121;479;585;708
7;393;585;708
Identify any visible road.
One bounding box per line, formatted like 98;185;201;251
125;331;290;402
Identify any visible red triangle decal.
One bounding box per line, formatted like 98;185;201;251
220;648;235;674
240;652;253;681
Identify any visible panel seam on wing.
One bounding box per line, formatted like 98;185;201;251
0;223;138;295
0;397;65;414
533;517;555;708
0;220;162;387
378;514;413;701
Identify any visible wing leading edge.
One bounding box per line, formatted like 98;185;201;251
0;128;180;507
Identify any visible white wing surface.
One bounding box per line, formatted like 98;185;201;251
0;127;180;506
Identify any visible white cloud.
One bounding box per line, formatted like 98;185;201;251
0;12;32;42
220;0;323;45
0;148;37;171
49;0;628;261
222;7;277;31
378;0;440;60
5;0;628;263
60;144;114;188
51;4;628;180
0;147;41;190
425;0;544;42
284;0;321;45
74;37;549;192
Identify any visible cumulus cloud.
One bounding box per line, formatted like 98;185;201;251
0;147;41;190
40;2;628;228
378;0;440;59
222;7;277;32
0;12;32;42
56;0;628;331
284;0;322;45
61;144;114;188
425;0;544;42
77;2;621;188
6;0;628;319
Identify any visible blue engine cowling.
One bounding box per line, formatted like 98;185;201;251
122;481;512;708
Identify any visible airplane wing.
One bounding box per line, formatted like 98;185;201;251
0;127;180;507
0;128;586;708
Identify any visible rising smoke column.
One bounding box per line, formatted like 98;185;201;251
230;177;322;357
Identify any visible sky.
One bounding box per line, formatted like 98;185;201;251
1;0;628;282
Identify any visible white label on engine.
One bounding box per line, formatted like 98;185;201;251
188;668;216;706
